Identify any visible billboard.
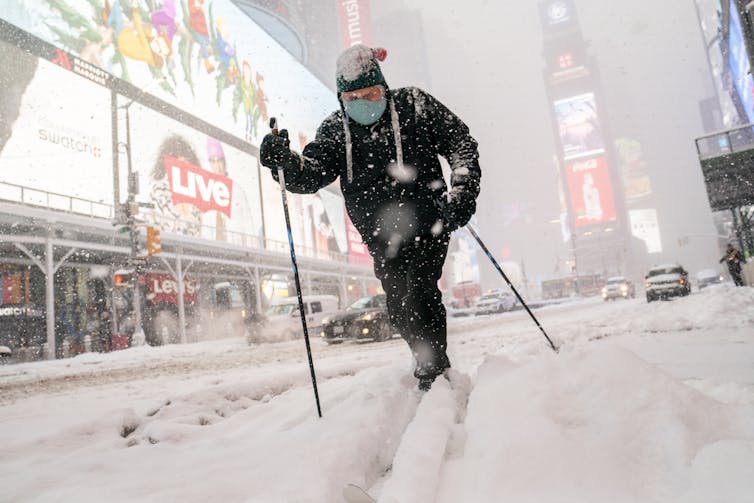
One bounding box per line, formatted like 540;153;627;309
0;0;337;150
564;156;616;227
302;188;348;259
628;208;662;254
554;93;605;160
0;38;113;206
615;137;652;201
728;0;754;123
127;100;264;243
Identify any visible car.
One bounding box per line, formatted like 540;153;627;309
446;298;475;317
257;295;340;342
474;290;516;315
600;276;635;300
644;264;692;302
696;269;725;290
319;294;396;344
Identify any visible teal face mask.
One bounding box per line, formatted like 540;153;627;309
343;97;387;126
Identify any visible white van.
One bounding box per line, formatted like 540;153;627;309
261;295;339;341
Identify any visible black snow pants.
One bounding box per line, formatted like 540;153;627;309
370;232;451;380
729;265;745;286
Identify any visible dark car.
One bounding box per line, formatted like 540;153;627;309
320;294;396;344
644;264;692;302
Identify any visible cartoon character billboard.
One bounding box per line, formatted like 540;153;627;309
564;156;616;227
0;0;337;149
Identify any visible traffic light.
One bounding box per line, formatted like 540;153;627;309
114;269;134;287
147;226;162;255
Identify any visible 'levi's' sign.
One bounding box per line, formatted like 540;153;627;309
164;155;233;216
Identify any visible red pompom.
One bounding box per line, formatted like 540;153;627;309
373;47;387;62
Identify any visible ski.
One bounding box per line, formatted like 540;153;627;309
342;483;376;503
342;370;471;503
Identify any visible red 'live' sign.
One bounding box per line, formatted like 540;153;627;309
163;155;233;216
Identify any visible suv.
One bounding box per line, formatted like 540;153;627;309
601;276;635;301
320;294;396;344
644;264;692;302
474;290;516;315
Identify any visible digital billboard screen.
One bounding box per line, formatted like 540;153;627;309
564;156;616;227
0;38;113;208
127;100;264;244
727;0;754;123
554;93;605;160
0;0;337;151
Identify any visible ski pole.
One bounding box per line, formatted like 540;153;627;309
466;224;559;353
270;117;323;417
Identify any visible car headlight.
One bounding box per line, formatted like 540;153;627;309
679;279;685;285
620;285;628;292
357;313;373;322
645;282;651;289
321;317;330;325
601;287;607;293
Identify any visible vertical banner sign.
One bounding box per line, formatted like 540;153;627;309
564;156;616;227
345;213;372;266
337;0;374;48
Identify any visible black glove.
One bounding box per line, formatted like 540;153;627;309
441;188;476;232
260;129;297;173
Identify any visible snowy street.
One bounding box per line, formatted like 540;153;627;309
2;286;753;502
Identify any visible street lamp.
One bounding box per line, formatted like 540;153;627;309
116;77;165;344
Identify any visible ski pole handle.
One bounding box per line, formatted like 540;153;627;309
268;117;286;185
270;117;278;136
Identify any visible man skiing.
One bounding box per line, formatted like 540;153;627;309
259;44;481;390
719;243;746;286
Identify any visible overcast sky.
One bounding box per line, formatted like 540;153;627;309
372;0;720;286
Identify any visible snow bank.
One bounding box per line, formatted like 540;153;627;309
449;345;754;502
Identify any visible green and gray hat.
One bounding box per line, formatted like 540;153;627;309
336;45;388;93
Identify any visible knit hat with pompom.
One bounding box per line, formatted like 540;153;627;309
336;45;388;93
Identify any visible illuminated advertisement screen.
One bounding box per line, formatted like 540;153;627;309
629;208;662;254
564;156;616;227
0;38;113;208
1;0;337;151
127;101;264;244
302;188;348;259
728;0;754;123
615;137;653;201
554;93;605;160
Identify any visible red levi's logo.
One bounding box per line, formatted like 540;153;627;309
146;273;198;305
164;155;233;216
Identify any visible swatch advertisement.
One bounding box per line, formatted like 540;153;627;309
0;39;113;209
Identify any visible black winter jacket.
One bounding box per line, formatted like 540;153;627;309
275;87;481;249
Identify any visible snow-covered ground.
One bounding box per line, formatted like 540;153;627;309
1;285;753;502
